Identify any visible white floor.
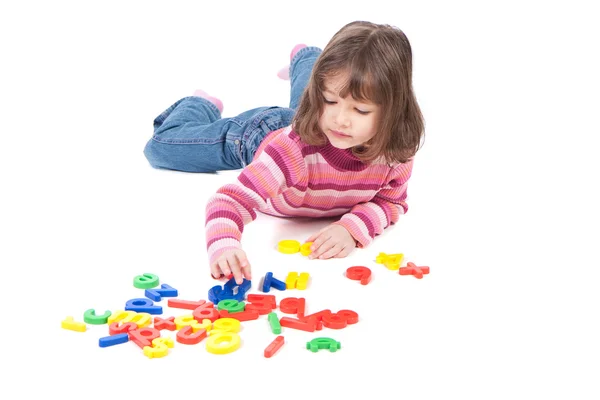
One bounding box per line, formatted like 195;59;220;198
2;1;599;399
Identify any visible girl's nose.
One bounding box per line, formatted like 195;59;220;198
334;109;350;127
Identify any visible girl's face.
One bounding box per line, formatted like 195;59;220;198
318;73;380;150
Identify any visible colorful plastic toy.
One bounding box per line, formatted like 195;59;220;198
212;273;234;280
210;277;251;303
133;273;159;289
296;272;310;290
285;272;310;289
83;309;112;325
195;318;213;332
61;316;86;332
217;299;245;313
122;312;152;328
264;336;285;358
272;277;286;291
107;310;136;325
218;309;259;321
99;333;129;348
153;316;175;331
174;314;203;330
279;297;306;317
261;272;273;292
301;309;331;321
399;262;430;279
261;272;286;293
375;252;404;270
176;326;207;345
223;277;250;297
125;298;163;315
268;312;281;334
306;337;341;353
143;337;174;359
192;306;220;322
279;316;316;332
145;284;178;301
285;272;298;289
109;321;138;335
300;242;312;256
277;239;301;254
129;327;160;349
246;294;276;315
346;266;372;285
322;313;347;329
206;332;241;355
168;299;212;310
213;317;241;333
336;309;359;325
301;309;330;330
208;286;223;304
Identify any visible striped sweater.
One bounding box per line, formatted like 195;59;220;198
205;126;413;264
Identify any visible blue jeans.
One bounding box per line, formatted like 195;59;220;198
143;47;322;173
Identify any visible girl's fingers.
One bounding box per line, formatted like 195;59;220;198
319;243;343;259
310;237;334;259
306;226;329;244
212;251;252;283
237;253;249;269
308;234;330;258
218;259;231;277
241;265;252;280
210;264;222;279
239;258;252;280
334;246;352;258
235;252;252;281
231;268;244;285
227;255;244;285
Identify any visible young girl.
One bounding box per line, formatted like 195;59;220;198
144;21;425;284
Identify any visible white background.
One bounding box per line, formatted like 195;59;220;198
1;0;599;398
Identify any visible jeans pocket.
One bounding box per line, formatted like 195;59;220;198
234;137;245;167
241;108;295;165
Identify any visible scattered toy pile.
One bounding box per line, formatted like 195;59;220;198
61;242;429;358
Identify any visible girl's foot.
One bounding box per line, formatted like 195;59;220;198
193;89;223;113
277;44;307;80
290;43;308;60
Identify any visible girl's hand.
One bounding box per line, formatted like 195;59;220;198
305;224;357;260
210;249;251;284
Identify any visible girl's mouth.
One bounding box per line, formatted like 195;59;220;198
331;130;351;138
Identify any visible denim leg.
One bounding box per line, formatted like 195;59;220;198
236;107;295;166
144;96;294;173
289;46;322;110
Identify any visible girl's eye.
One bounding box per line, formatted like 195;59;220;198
323;98;336;104
355;108;371;115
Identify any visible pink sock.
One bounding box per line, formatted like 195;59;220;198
193;89;223;113
277;67;290;80
290;44;307;61
277;44;308;80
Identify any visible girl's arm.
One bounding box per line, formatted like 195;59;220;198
332;160;413;248
205;135;305;266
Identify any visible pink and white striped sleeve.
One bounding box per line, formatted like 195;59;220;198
333;160;413;248
205;134;306;265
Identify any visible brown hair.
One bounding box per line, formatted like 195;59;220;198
293;21;425;164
